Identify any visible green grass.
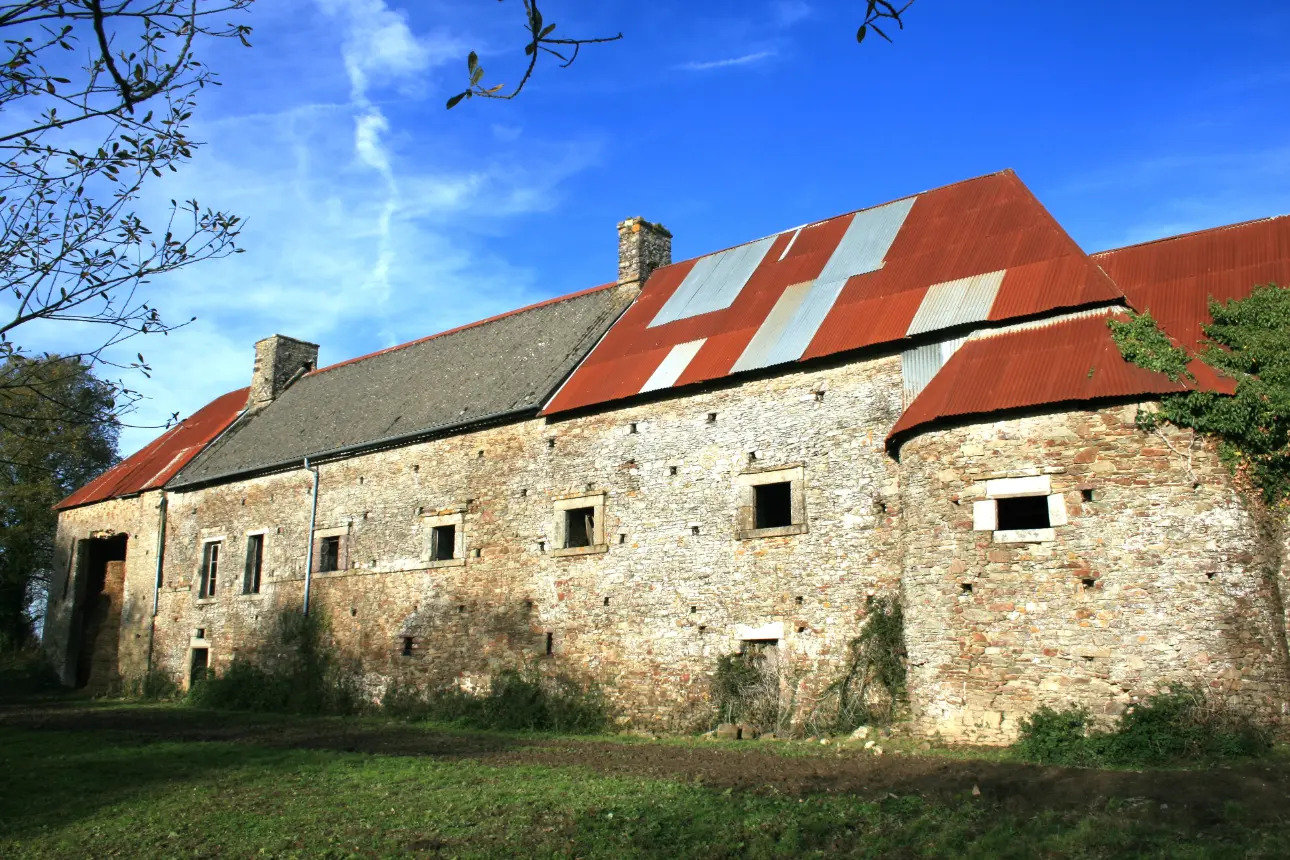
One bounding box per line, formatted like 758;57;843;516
1;707;1289;858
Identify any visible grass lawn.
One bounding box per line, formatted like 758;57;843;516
1;703;1288;858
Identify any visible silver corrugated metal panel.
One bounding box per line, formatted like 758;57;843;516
730;281;813;373
815;197;917;282
906;269;1006;337
901;334;972;407
757;277;850;368
901;343;941;407
639;338;707;393
649;237;775;327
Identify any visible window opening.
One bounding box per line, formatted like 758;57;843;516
244;534;264;594
564;506;595;548
1082;578;1096;590
603;597;610;606
199;541;222;598
753;482;793;529
319;535;341;572
960;583;973;594
706;412;717;423
431;524;456;561
545;632;554;655
996;496;1050;531
1081;488;1095;502
628;422;638;434
669;465;678;476
401;636;413;657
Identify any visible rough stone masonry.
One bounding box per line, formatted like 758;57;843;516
43;174;1290;742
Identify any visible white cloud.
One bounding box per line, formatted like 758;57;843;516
677;51;776;72
772;1;811;27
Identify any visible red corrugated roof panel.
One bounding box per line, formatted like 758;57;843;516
544;171;1124;415
55;387;249;510
1094;215;1290;350
888;311;1233;442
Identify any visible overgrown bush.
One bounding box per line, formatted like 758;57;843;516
711;647;796;735
0;647;59;699
188;609;360;715
805;595;908;734
1013;688;1272;767
382;666;611;733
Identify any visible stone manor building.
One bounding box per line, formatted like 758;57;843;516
43;171;1290;741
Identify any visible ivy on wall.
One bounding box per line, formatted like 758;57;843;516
1109;284;1290;504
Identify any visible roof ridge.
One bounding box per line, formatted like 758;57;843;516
662;170;1020;267
1091;213;1290;257
309;280;619;377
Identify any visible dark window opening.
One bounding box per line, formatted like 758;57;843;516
706;412;717;423
1082;578;1096;590
1081;488;1095;502
244;534;264;594
603;597;610;606
401;636;413;657
618;533;626;544
813;390;825;402
690;525;700;535
960;583;973;594
319;536;341;572
698;625;707;634
754;482;793;529
795;595;804;605
564;506;595;548
690;605;697;614
431;524;456;561
200;541;221;598
669;465;678;476
195;628;206;639
628;422;638;434
996;496;1051;531
545;632;554;656
470;547;481;558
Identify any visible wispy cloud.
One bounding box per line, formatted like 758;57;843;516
772;1;811;27
677;51;776;72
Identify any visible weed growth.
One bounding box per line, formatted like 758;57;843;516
806;595;907;734
188;609;360;715
1013;688;1272;767
382;665;611;733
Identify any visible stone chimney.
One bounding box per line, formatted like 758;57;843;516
247;334;319;411
617;216;672;294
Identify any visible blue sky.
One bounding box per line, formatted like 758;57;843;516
42;0;1290;454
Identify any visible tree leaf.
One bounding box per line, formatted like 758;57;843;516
446;91;467;109
856;25;867;43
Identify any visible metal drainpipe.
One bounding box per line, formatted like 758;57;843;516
145;494;168;676
303;457;320;616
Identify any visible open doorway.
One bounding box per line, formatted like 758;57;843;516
70;533;128;691
189;646;210;688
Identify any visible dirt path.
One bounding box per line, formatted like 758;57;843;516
4;701;1287;827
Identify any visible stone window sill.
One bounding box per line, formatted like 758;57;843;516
550;544;609;558
994;527;1056;544
422;557;467;570
737;523;808;541
194;597;216;606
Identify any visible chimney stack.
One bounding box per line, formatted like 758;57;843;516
247;334;319;411
617;217;672;294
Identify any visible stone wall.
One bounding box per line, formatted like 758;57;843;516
50;364;1290;739
151;353;906;726
898;404;1290;742
45;491;162;686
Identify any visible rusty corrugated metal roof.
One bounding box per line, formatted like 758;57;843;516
1094;215;1290;350
55;387;249;510
887;309;1235;443
543;171;1124;415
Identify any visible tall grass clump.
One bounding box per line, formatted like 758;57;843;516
1013;687;1272;767
188;609;360;715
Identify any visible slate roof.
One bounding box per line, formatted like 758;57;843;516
168;282;630;487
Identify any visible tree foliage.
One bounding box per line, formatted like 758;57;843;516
1109;284;1290;504
0;356;117;650
0;1;253;435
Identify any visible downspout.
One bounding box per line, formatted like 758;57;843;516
302;457;320;616
145;494;168;676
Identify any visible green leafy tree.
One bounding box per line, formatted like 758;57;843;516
1109;284;1290;504
0;356;118;650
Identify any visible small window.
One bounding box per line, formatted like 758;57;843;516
401;636;413;657
996;496;1050;531
431;524;456;561
564;507;595;549
319;536;341;572
754;482;793;529
190;647;209;686
244;534;264;594
199;541;222;598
